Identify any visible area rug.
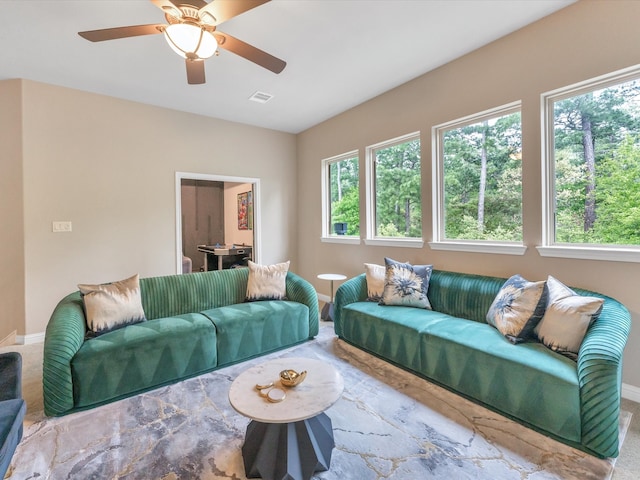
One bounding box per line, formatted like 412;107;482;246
8;324;630;480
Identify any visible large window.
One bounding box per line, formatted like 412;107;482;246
541;67;640;260
366;133;422;244
432;103;523;251
321;151;359;239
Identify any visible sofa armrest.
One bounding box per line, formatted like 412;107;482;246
577;296;631;458
334;274;368;338
0;353;22;401
286;272;319;338
43;292;87;417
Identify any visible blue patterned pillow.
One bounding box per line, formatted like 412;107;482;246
486;274;547;344
380;258;433;309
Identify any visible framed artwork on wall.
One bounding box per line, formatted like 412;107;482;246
238;191;253;230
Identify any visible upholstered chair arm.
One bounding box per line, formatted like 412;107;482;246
577;296;631;458
43;292;87;416
286;272;320;338
334;274;368;337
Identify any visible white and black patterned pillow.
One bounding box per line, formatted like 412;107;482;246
379;257;433;309
78;274;146;336
245;260;290;301
486;274;547;344
534;276;604;360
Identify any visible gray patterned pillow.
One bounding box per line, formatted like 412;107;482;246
380;258;433;309
246;260;290;301
78;274;146;336
486;274;547;344
534;276;604;360
364;263;385;301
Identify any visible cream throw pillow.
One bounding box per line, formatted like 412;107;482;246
364;263;385;301
78;274;146;335
534;276;604;360
246;260;290;301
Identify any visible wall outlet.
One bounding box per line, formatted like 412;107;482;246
52;221;72;233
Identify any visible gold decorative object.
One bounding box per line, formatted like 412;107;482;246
266;388;286;403
279;369;307;387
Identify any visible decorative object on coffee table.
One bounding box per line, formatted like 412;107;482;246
229;357;344;480
279;368;307;387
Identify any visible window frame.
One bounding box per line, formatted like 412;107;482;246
538;64;640;263
364;131;424;248
320;150;361;244
430;101;526;255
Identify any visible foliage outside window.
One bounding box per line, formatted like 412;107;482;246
367;133;422;239
547;73;640;247
323;152;359;237
436;104;522;243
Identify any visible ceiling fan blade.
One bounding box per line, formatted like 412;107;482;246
214;32;286;74
186;58;206;84
78;24;164;42
200;0;269;26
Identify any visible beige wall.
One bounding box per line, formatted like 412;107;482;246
296;0;640;388
0;80;25;342
2;79;297;338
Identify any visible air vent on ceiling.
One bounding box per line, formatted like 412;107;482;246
249;91;274;104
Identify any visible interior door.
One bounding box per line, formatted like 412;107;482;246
181;179;224;271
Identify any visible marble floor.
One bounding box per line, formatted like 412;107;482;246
2;321;638;479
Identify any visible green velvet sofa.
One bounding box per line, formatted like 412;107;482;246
334;269;630;458
43;268;319;417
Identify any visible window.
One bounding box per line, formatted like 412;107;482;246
432;103;525;254
321;151;360;241
365;133;422;246
540;66;640;261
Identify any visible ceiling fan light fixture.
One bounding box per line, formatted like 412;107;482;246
164;23;217;60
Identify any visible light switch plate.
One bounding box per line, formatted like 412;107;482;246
52;221;72;233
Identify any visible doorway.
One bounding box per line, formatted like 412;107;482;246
175;172;261;274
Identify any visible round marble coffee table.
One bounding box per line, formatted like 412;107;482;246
229;357;344;480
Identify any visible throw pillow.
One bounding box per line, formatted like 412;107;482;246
534;276;604;360
246;260;290;301
78;274;146;336
380;258;433;309
486;274;547;344
364;263;385;301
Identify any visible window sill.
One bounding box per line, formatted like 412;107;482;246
536;245;640;263
364;238;424;248
321;236;361;245
429;241;527;255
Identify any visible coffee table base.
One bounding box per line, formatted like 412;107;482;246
242;413;335;480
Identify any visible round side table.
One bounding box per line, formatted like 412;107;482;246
229;357;344;480
317;273;347;321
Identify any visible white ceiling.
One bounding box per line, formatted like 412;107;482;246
0;0;575;134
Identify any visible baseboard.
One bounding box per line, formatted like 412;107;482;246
622;383;640;404
16;332;45;345
317;293;330;303
0;330;17;347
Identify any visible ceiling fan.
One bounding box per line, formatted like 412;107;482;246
78;0;286;85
